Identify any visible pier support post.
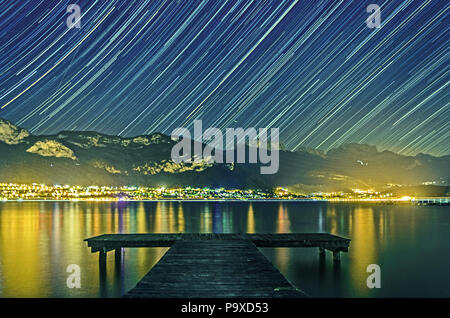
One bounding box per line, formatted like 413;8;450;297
99;249;107;284
319;247;326;256
99;250;107;297
99;250;107;263
115;248;123;264
99;250;107;267
332;250;340;262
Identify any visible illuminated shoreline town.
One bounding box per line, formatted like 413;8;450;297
1;182;446;204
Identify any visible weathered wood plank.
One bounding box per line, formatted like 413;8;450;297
123;239;307;298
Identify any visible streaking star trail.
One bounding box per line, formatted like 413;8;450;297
0;0;448;156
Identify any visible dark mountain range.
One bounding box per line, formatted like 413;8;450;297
0;119;448;192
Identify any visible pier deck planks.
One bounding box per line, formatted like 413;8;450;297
123;239;306;298
85;233;350;251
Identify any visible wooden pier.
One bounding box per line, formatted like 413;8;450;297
412;197;449;205
85;233;350;298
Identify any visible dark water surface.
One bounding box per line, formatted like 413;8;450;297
0;201;448;297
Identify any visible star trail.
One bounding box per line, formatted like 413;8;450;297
0;0;448;156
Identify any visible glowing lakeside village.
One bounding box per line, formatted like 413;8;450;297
0;183;448;205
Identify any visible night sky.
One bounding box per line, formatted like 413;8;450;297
0;0;448;156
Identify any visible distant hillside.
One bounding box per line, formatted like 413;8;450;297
0;118;448;191
382;185;450;197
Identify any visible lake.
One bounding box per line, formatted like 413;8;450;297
0;201;448;297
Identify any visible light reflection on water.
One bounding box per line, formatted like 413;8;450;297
0;201;448;297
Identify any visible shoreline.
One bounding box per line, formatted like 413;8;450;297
1;197;448;205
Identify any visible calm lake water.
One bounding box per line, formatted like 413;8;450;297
0;201;448;298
